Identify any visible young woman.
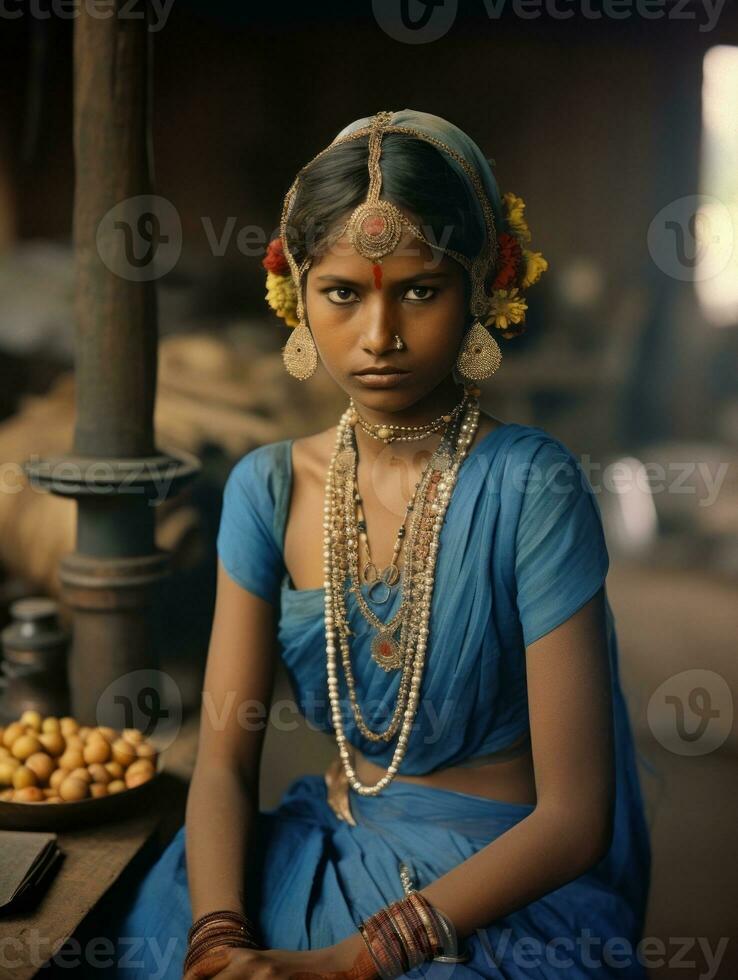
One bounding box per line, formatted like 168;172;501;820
108;109;651;980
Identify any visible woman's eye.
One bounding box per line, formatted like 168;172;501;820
326;287;357;304
405;286;436;301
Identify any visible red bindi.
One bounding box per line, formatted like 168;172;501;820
372;263;383;289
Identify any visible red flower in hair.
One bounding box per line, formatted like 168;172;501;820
262;237;290;276
491;232;523;290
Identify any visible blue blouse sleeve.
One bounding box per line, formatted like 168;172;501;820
514;436;609;647
216;448;285;606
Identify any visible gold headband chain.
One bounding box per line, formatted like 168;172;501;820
279;110;500;330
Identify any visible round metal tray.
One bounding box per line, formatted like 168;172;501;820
0;755;165;831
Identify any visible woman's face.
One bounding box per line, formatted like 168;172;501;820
303;222;468;415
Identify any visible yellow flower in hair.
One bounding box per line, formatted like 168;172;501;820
487;287;528;331
502;192;531;244
521;249;549;289
265;270;299;328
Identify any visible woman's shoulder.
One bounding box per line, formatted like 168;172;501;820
226;426;338;488
475;415;581;466
472;418;596;505
227;437;292;481
218;440;292;602
222;438;294;521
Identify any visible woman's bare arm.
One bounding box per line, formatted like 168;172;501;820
418;585;614;930
185;559;279;921
334;586;615;967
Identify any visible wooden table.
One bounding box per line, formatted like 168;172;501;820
0;791;167;979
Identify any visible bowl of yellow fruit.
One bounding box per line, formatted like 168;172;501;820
0;710;164;830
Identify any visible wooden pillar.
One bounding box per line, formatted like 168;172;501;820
25;2;199;726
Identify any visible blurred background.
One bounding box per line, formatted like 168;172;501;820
0;1;736;976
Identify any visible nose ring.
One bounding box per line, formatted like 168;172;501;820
393;334;405;350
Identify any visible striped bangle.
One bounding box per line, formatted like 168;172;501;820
358;921;391;980
362;909;406;978
184;910;263;974
407;892;444;955
187;909;261;944
359;893;444;979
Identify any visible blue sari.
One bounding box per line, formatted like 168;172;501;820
106;423;651;979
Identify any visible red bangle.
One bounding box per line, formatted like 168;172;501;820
187;909;261;945
184;910;263;975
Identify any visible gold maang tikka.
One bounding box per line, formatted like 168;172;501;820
279;109;503;382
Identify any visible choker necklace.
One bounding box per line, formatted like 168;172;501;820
349;390;466;444
324;389;481;795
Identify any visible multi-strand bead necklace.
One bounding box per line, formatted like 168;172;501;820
347;394;468;612
324;388;481;795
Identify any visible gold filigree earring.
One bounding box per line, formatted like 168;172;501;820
282;322;318;380
455;320;502;381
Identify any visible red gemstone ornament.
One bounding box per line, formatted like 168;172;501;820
371;631;402;671
363;215;386;237
347;201;403;261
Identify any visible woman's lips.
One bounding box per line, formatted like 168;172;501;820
352;371;411;388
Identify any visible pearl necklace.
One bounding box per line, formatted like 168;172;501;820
324;393;481;795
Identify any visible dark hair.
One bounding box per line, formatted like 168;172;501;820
284;133;487;312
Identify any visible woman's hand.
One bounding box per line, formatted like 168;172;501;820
183;932;378;980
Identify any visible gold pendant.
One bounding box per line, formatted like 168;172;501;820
335;450;356;474
371;630;403;670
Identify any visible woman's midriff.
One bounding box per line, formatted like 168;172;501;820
352;731;538;805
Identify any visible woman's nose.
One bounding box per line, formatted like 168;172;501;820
361;299;398;355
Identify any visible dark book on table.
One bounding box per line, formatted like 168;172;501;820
0;830;65;914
